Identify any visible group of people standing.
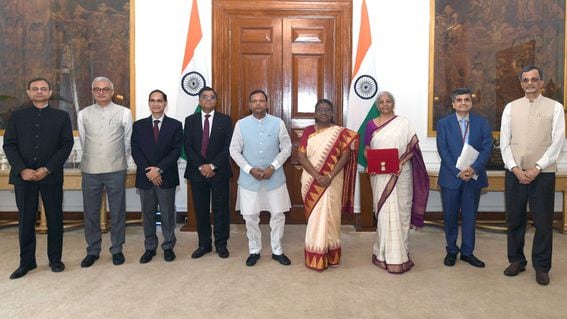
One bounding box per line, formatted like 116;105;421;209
3;64;564;287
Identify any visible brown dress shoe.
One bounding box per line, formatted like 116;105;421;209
535;271;550;286
503;261;526;276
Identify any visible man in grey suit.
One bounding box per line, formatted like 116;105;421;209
78;76;132;267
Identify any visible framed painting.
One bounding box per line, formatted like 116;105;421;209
0;0;135;134
428;0;566;137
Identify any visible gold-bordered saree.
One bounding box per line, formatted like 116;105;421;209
299;125;358;271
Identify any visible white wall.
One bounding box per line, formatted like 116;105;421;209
0;0;564;212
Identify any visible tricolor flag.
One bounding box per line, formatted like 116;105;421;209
176;0;210;159
346;0;379;167
176;0;210;122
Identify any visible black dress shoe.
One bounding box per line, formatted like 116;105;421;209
164;249;176;262
536;270;550;286
217;247;229;259
9;264;37;279
246;253;261;266
80;255;99;268
460;254;485;268
504;261;526;276
49;261;65;273
112;252;125;265
191;247;212;259
139;250;156;264
272;253;291;266
444;253;457;267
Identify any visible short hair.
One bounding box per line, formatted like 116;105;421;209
451;87;472;102
249;89;268;102
148;89;167;101
27;77;51;90
518;65;543;80
376;91;395;105
315;98;334;112
198;86;217;98
91;76;114;89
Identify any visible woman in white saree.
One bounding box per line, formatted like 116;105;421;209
364;91;429;274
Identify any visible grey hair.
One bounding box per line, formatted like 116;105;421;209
91;76;114;89
376;91;395;105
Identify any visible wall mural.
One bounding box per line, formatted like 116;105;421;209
429;0;566;137
0;0;131;132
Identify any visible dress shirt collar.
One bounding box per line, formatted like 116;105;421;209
455;113;469;122
202;110;215;118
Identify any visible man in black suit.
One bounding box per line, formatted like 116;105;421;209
3;77;74;279
131;89;183;263
184;87;233;259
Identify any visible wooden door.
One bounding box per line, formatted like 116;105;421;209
212;0;352;225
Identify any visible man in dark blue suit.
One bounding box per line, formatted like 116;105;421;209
184;87;233;259
131;89;183;263
436;87;492;268
3;77;74;279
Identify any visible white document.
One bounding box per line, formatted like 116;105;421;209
456;143;479;180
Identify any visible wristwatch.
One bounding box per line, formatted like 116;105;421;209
535;164;542;171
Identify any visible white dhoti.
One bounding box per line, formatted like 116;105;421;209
237;183;291;254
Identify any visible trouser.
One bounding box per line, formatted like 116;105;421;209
15;182;64;266
82;170;126;255
139;186;177;251
440;182;481;256
242;211;286;255
505;170;555;272
190;179;230;250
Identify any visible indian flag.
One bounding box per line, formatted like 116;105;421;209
176;0;210;159
346;0;379;167
176;0;210;121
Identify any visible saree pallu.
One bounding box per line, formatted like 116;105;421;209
299;125;358;271
364;116;429;274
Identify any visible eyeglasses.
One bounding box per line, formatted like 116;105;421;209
200;95;216;100
30;87;49;92
521;77;540;83
149;99;165;104
92;87;113;93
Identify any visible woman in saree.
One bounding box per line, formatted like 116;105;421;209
364;91;429;274
297;99;359;271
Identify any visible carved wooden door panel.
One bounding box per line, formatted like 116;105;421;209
210;0;352;225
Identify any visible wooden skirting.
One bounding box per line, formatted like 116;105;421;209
356;171;567;233
0;211;144;232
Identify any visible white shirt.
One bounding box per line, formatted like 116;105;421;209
201;110;214;137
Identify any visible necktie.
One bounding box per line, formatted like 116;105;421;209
201;114;210;157
153;120;160;143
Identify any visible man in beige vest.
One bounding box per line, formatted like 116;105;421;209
78;76;132;267
500;65;565;286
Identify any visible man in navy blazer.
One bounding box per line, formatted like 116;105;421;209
131;89;183;263
184;87;233;259
436;87;492;268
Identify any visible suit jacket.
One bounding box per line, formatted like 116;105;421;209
131;115;183;189
437;112;493;190
3;105;74;185
183;111;233;183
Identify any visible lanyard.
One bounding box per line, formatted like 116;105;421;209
461;120;469;144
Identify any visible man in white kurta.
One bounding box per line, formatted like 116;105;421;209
78;76;132;268
229;90;292;267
